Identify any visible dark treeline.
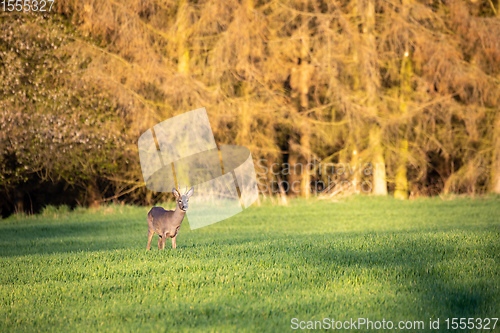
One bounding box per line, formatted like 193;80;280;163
1;0;499;216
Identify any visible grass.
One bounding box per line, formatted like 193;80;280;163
0;196;499;332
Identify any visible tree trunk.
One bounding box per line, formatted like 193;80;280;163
297;6;312;199
363;0;387;196
14;189;24;213
394;139;409;199
351;148;360;194
87;180;102;208
370;127;388;195
300;126;311;199
393;0;414;200
177;0;189;74
395;56;411;200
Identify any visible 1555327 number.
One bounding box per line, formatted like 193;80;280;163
1;0;55;12
445;318;498;330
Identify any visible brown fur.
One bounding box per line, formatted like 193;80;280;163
146;187;193;250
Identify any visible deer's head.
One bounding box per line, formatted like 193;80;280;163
173;187;194;211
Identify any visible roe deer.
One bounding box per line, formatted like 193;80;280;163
147;187;194;250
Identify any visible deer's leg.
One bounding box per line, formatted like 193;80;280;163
146;230;154;250
158;235;162;250
171;235;177;249
161;234;167;250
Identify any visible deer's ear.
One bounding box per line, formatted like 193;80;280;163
172;188;180;199
186;187;194;197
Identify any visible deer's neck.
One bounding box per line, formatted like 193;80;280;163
172;207;186;227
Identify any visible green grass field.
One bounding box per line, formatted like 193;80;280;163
1;196;499;332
